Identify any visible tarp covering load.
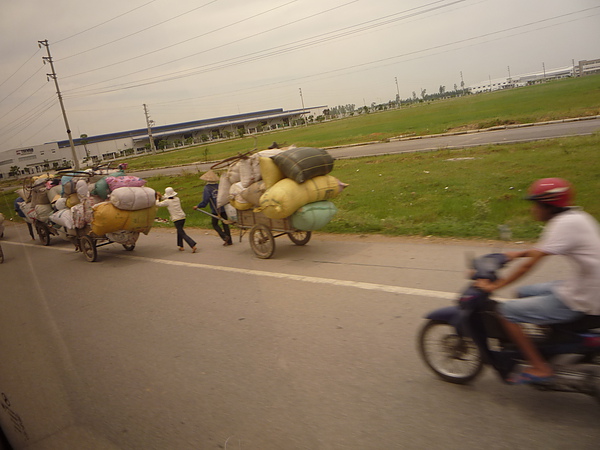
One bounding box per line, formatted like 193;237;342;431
271;147;334;184
215;146;347;231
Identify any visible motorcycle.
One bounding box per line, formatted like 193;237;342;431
417;252;600;402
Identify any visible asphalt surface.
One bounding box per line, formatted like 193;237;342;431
1;224;599;449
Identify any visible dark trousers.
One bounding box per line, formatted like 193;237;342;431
211;211;231;243
174;219;196;248
26;222;35;240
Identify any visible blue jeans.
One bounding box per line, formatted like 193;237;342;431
499;282;585;325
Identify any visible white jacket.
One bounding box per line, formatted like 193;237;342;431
156;196;186;222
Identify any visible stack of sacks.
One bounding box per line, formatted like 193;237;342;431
44;172;101;230
90;183;156;236
216;146;347;231
216;147;283;212
15;175;60;224
15;170;155;238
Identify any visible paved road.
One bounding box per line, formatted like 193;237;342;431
132;117;600;178
1;224;598;449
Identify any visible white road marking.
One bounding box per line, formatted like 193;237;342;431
6;241;487;300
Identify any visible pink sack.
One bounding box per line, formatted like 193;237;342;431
105;176;146;191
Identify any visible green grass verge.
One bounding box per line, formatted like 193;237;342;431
61;133;598;242
118;74;600;171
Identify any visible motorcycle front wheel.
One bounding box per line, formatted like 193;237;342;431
418;319;483;384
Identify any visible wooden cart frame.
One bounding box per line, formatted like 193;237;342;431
235;209;311;259
34;220;138;262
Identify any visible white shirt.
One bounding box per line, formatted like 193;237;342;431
535;209;600;315
156;196;186;222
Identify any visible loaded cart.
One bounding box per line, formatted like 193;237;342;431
206;144;346;259
236;209;311;259
18;164;156;262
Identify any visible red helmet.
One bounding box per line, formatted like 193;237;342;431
526;178;573;207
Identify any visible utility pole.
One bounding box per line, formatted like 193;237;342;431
38;39;79;170
143;104;157;154
299;88;307;127
542;62;546;80
395;77;401;108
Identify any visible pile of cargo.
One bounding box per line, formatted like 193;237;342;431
216;146;347;230
15;167;156;240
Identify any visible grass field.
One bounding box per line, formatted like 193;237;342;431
119;74;600;171
1;75;599;242
138;133;600;241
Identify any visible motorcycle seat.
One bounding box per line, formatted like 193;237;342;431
553;315;600;332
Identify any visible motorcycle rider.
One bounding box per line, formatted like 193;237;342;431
475;178;600;384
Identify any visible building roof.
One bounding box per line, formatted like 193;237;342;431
56;107;324;148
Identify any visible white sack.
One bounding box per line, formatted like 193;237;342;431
34;204;53;222
239;156;261;188
49;208;74;229
109;186;156;211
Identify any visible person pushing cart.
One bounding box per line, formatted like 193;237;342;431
193;170;232;246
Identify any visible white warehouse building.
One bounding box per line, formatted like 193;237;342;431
0;106;323;180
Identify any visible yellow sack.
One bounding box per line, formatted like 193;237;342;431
66;193;80;208
91;202;156;236
230;198;253;211
259;157;284;189
258;175;346;219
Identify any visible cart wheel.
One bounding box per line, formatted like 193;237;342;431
288;230;311;246
35;222;51;246
123;244;135;251
80;235;98;262
249;224;275;259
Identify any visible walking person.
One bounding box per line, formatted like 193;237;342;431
156;187;197;253
14;196;35;240
193;170;232;246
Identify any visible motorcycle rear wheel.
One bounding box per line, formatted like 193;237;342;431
418;319;483;384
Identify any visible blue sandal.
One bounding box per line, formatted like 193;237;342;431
507;372;554;385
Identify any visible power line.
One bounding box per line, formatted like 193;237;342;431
57;0;220;61
143;8;600;112
0;84;53;125
54;0;159;45
0;66;46;108
63;0;455;97
63;0;357;88
64;5;596;100
63;0;299;79
0;48;41;89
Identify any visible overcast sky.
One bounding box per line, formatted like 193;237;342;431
1;0;598;152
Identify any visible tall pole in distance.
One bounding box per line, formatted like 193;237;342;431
299;88;307;127
143;104;157;155
395;77;401;109
38;39;79;170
